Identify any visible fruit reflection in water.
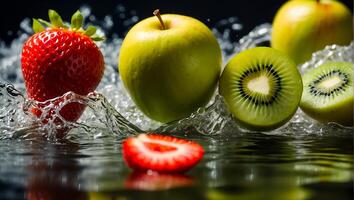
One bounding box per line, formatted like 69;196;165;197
207;187;310;200
125;171;194;191
26;142;86;200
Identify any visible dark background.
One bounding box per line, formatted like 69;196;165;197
0;0;353;42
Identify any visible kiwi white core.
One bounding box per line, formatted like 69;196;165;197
247;75;270;95
318;76;342;90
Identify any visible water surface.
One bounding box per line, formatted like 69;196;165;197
0;133;352;200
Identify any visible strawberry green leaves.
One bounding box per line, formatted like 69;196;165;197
84;25;97;36
32;9;105;41
71;10;84;30
32;19;45;33
83;26;105;41
49;9;68;28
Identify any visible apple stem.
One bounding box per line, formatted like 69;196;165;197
316;0;320;3
153;9;166;30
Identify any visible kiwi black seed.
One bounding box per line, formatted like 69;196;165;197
219;47;303;131
300;61;353;126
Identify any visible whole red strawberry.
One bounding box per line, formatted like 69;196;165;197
21;10;104;130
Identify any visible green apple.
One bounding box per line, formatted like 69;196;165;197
271;0;353;65
119;10;222;123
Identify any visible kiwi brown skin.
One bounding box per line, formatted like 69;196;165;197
300;61;353;126
219;47;303;131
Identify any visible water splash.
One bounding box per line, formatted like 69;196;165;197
300;41;354;73
0;6;352;141
156;95;240;136
235;23;272;54
0;84;142;140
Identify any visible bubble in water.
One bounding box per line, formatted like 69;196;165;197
80;5;92;18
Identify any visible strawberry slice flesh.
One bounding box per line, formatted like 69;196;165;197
123;134;204;173
144;142;177;152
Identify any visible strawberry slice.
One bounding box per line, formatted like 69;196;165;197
122;134;204;173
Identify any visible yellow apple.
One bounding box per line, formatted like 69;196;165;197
272;0;353;65
119;10;222;123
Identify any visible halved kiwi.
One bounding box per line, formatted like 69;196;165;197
300;61;353;126
219;47;303;131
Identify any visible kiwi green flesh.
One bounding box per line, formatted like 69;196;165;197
300;62;353;126
219;47;303;131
